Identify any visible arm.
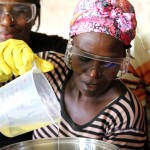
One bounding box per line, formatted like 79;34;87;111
0;39;54;83
30;32;68;54
0;132;33;148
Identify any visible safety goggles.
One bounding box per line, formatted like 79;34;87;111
64;39;130;80
0;2;36;23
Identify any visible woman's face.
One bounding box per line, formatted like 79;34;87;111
72;32;126;97
0;0;36;43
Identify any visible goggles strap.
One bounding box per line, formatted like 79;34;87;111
123;49;130;74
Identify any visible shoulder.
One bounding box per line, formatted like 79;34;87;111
36;51;66;68
117;80;142;109
37;51;71;99
30;32;65;41
114;80;145;129
29;32;68;53
36;51;69;76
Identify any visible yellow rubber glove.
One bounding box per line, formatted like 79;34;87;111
0;39;54;82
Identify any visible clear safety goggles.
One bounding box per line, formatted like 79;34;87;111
0;2;36;23
64;39;130;80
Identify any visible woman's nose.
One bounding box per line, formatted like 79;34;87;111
88;61;101;78
0;13;15;27
89;67;100;78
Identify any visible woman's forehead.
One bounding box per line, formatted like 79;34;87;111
74;32;125;49
73;32;126;57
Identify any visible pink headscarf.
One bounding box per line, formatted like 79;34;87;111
70;0;137;46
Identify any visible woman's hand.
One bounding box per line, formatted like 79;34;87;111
0;39;54;82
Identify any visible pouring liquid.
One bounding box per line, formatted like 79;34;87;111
56;121;61;150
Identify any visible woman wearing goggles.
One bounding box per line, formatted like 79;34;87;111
0;0;38;44
32;0;146;149
0;0;67;52
0;0;146;149
0;0;67;148
64;32;130;96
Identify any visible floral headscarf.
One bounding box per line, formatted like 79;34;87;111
70;0;137;46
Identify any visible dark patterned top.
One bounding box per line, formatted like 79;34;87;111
33;51;146;149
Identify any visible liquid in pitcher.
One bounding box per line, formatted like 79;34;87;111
0;118;61;137
0;122;50;137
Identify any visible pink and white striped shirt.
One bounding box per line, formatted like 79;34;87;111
33;51;146;149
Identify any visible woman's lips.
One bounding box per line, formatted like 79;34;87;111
84;82;100;91
0;30;21;40
0;33;14;39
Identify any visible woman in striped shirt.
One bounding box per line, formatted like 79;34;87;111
0;0;146;149
34;49;146;149
33;0;147;149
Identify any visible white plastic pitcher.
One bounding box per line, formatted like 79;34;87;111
0;67;61;137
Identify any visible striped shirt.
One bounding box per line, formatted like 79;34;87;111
33;51;146;149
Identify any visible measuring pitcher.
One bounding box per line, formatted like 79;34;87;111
0;67;61;137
